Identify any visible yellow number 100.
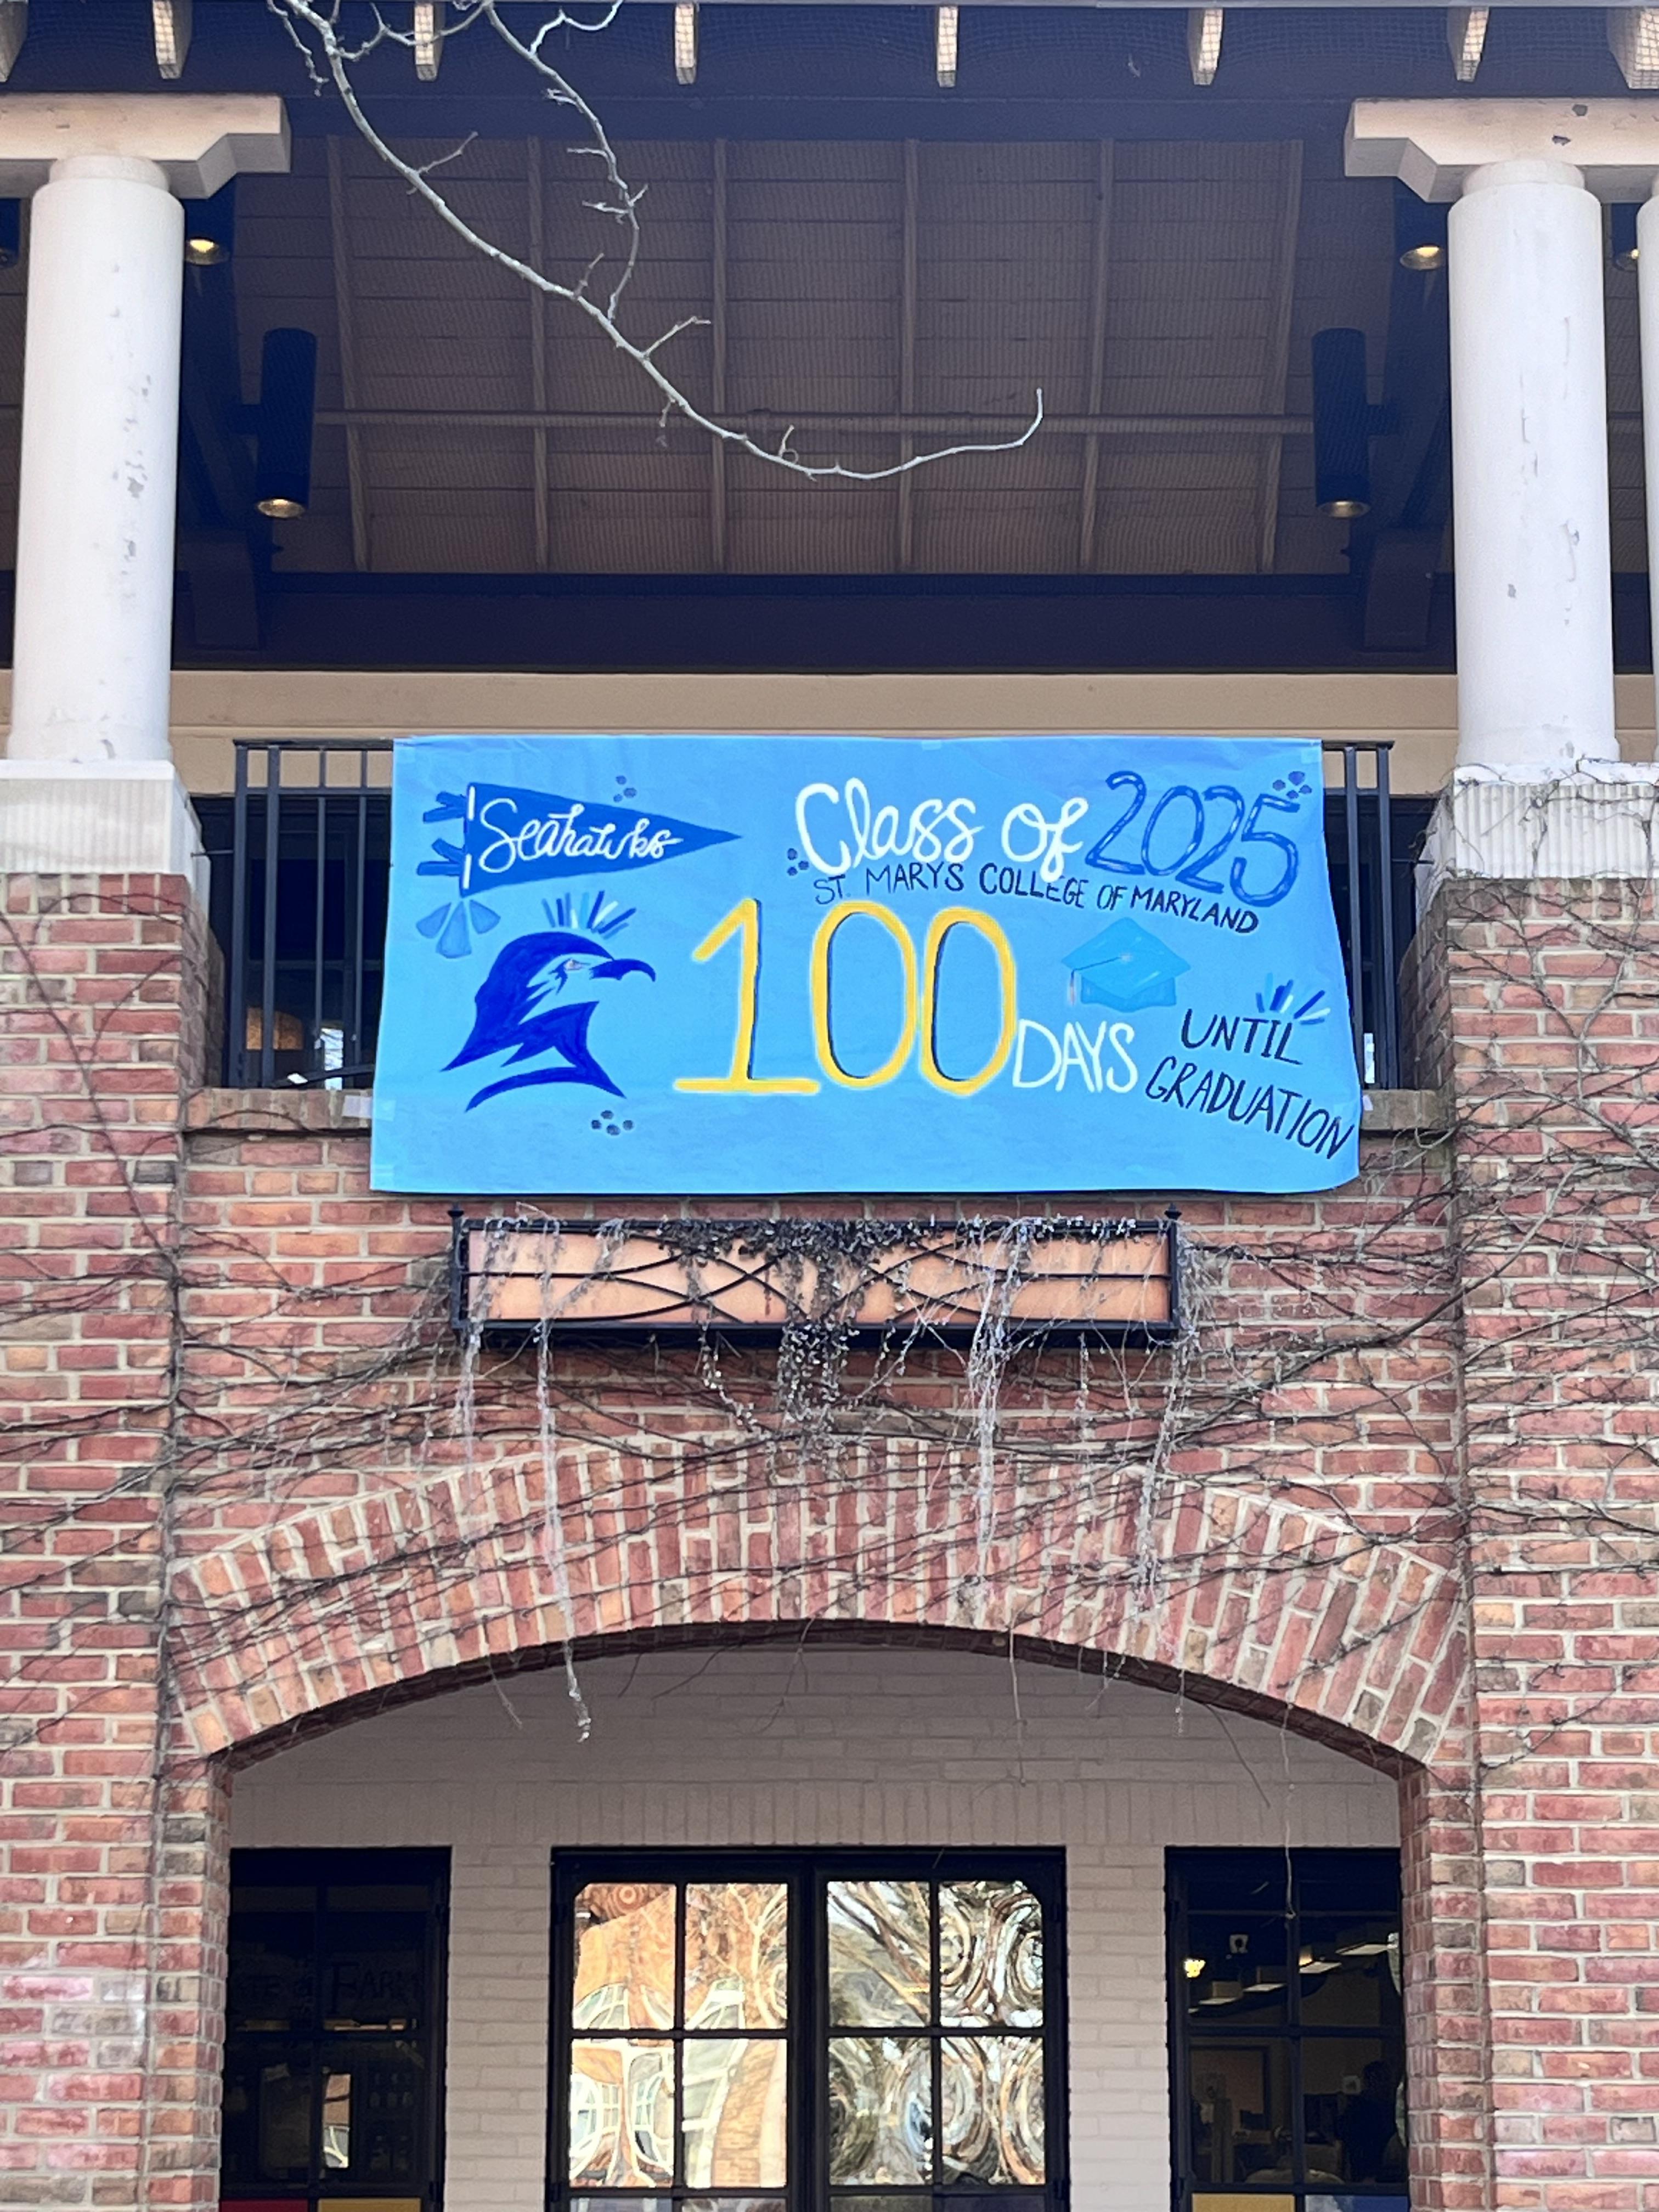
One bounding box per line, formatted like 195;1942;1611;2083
675;896;1017;1099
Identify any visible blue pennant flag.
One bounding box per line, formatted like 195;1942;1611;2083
419;780;737;898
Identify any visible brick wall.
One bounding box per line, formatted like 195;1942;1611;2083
2;857;1656;2212
1436;877;1659;2212
0;875;222;2210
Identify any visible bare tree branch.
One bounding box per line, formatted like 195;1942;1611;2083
268;0;1046;481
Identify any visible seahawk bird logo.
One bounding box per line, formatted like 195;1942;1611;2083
446;926;655;1110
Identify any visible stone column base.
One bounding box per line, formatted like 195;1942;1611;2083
1421;764;1659;892
0;759;207;900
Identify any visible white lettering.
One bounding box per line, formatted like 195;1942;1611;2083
1000;794;1090;883
1107;1021;1139;1093
473;793;680;877
795;782;853;877
794;778;981;878
1013;1019;1063;1089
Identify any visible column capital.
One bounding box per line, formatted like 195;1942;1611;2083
1346;97;1659;201
0;94;289;198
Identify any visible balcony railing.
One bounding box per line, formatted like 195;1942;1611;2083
200;738;1428;1096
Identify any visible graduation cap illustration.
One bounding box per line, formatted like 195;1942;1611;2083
1062;918;1190;1012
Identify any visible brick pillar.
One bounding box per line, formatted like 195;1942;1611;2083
0;872;227;2209
1427;869;1659;2212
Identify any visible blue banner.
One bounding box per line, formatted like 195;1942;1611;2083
371;736;1363;1195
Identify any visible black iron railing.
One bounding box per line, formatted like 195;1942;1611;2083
202;738;1427;1094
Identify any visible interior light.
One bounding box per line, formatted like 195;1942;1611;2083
1183;1956;1207;1981
1613;203;1640;271
1394;183;1447;272
183;183;234;268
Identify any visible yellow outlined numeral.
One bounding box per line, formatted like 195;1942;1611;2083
810;901;918;1088
918;906;1019;1096
674;897;820;1094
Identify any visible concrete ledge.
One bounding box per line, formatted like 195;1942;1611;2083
186;1088;375;1135
1347;97;1659;200
1361;1085;1449;1134
187;1086;1452;1138
0;95;290;196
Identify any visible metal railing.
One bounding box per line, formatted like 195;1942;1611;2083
205;737;1425;1094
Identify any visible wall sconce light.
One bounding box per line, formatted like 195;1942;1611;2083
1312;326;1373;520
255;328;319;520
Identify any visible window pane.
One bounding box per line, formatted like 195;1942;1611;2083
1194;2198;1295;2212
831;2197;931;2212
324;1918;425;2031
1305;2044;1407;2188
569;2039;675;2187
1307;2197;1411;2212
827;1881;930;2027
575;1883;676;2032
1299;1915;1404;2032
682;2036;788;2188
228;1915;315;2033
320;2039;427;2185
940;2034;1044;2185
256;2058;313;2181
220;2051;311;2186
321;2071;351;2171
681;2200;791;2211
686;1883;788;2030
1182;1911;1290;2026
939;1881;1042;2029
827;2034;932;2183
1188;2041;1291;2189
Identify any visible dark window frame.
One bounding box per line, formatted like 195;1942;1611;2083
1165;1848;1407;2212
547;1848;1069;2212
220;1845;452;2212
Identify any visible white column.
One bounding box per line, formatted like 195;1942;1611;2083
1638;188;1659;752
1448;156;1616;776
8;155;183;766
0;95;289;882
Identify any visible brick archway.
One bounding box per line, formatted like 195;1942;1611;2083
169;1455;1468;1771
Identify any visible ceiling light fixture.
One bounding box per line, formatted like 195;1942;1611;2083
1187;6;1223;86
414;1;442;81
1394;183;1448;273
674;3;698;85
152;0;191;78
183;183;235;268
